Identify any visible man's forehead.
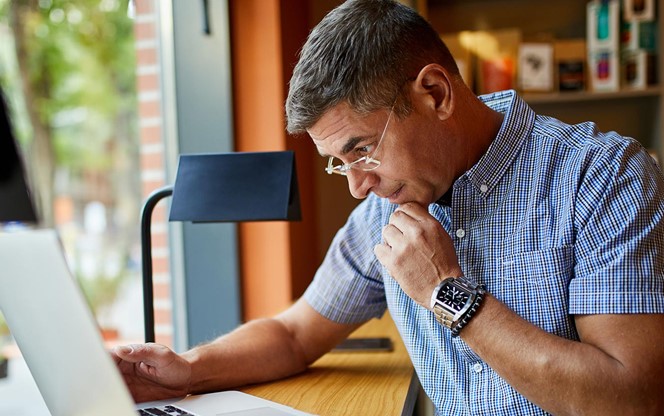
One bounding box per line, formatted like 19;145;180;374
308;103;375;156
308;102;355;137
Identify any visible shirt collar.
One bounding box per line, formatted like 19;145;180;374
435;188;453;207
460;90;536;197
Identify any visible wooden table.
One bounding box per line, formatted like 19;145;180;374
241;313;419;416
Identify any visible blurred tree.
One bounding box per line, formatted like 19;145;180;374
0;0;140;323
7;0;56;224
2;0;138;229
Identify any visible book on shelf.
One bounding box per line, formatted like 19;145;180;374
440;29;521;95
437;0;658;97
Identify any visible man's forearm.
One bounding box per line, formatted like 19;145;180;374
462;295;664;415
181;317;309;395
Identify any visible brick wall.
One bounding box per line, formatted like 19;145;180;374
133;0;173;347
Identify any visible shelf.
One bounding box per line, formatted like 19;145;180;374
523;85;661;105
421;0;664;156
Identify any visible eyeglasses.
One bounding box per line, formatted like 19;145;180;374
325;105;395;176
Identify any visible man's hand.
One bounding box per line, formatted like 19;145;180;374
111;343;192;403
374;202;463;307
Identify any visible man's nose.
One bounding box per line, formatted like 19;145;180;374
346;169;376;200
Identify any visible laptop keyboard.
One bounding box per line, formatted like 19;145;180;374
138;405;198;415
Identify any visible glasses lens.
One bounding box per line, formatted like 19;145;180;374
359;157;381;171
327;155;381;175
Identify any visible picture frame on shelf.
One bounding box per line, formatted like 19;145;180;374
518;42;555;92
623;0;655;22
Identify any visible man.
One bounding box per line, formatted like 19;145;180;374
113;0;664;414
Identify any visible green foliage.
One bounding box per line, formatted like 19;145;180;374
0;0;140;321
1;0;137;171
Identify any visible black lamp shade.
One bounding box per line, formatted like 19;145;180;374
141;150;302;343
169;151;301;223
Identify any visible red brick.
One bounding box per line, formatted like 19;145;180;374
154;308;172;325
134;21;157;42
155;334;173;348
138;100;161;119
140;124;162;144
153;282;171;300
141;152;164;171
142;180;167;197
151;205;168;221
136;47;158;66
149;232;169;248
135;0;154;16
137;73;160;92
151;256;170;275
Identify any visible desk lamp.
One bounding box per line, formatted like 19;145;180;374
141;151;301;342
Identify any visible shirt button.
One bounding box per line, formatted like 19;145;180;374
456;228;465;238
473;363;483;373
480;184;488;193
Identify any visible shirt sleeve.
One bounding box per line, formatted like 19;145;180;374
570;135;664;314
303;195;388;323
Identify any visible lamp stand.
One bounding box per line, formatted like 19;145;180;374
140;185;173;343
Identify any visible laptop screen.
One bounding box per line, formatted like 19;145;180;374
0;89;38;224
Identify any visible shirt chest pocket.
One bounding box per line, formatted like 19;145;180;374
492;246;577;338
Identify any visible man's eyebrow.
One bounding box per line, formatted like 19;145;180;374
340;137;365;155
317;136;367;158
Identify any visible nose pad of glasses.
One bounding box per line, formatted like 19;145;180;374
325;165;349;175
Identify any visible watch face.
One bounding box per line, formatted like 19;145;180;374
437;284;470;312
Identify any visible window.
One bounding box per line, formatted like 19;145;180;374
0;0;144;347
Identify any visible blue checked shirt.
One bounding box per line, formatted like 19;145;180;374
303;90;664;415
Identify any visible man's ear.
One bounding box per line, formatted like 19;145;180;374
412;64;454;121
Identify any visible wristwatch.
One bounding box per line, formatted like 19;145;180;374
430;276;486;337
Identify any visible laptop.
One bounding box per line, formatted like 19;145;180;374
0;89;313;416
0;229;314;416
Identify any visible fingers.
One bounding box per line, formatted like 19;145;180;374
112;344;140;363
112;344;134;358
388;203;433;231
381;222;402;248
393;202;430;221
374;242;389;262
388;209;418;232
111;343;191;403
112;343;171;367
379;203;428;252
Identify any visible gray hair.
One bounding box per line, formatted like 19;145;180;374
285;0;460;134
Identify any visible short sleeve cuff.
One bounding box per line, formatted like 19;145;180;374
569;290;664;315
303;277;387;324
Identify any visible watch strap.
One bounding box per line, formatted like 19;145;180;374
432;304;456;330
449;285;485;337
